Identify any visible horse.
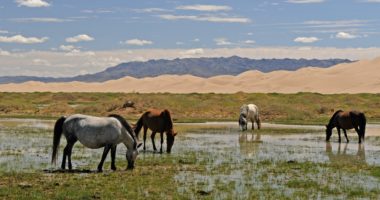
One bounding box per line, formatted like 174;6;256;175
134;109;177;153
325;110;366;143
51;114;141;172
239;104;261;131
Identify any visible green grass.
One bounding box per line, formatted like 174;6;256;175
1;92;380;124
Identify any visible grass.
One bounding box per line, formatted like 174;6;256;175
1;92;380;124
1;122;380;199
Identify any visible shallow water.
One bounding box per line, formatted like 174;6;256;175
1;119;380;198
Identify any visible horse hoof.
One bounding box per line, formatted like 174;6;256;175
111;167;116;171
97;168;103;172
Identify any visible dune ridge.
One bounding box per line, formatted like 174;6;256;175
0;57;379;94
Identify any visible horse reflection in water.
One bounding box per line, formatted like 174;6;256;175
325;142;366;167
238;132;262;158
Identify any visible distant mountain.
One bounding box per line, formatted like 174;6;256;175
0;56;353;84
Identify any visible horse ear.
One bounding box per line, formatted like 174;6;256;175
137;143;142;148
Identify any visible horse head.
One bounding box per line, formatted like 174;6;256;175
239;114;248;131
325;125;333;141
126;141;142;169
166;129;177;153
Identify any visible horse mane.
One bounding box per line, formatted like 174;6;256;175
162;109;173;130
108;114;137;147
328;110;343;126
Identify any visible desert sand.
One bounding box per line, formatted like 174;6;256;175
0;57;379;94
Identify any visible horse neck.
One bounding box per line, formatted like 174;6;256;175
163;110;173;131
328;110;342;128
122;129;136;150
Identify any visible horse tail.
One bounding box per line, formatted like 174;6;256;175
134;116;144;138
360;112;366;140
52;116;66;165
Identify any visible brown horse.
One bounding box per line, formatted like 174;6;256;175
326;110;366;143
134;109;177;153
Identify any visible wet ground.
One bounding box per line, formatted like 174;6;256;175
1;119;380;198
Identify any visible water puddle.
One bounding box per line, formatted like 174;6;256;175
1;119;380;198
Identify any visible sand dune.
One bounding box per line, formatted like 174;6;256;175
0;57;379;94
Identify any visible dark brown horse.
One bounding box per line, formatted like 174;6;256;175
326;110;366;143
134;109;177;153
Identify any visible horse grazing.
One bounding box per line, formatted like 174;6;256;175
134;109;177;153
326;110;366;143
239;104;261;131
51;114;141;172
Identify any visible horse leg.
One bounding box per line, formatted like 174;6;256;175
354;126;362;143
151;132;157;151
160;132;164;154
337;128;341;143
143;127;147;151
67;139;77;170
257;117;261;130
97;144;112;172
61;144;68;170
343;129;349;143
110;145;117;171
251;119;255;130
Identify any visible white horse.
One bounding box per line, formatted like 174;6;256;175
239;104;261;131
51;114;141;172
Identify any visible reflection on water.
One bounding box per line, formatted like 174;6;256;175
239;132;262;158
325;142;367;167
2;119;380;197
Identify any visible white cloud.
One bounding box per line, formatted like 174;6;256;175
176;4;232;12
0;34;48;44
193;38;200;42
286;0;325;3
133;8;171;13
81;9;114;14
32;58;51;66
244;40;255;44
176;42;184;45
66;34;94;43
65;50;95;57
158;14;250;23
335;32;357;39
294;37;319;43
122;39;153;46
180;48;204;56
0;49;11;56
214;38;232;46
304;20;367;28
362;0;380;2
247;32;253;36
15;0;50;7
11;17;72;23
59;45;78;52
0;30;9;34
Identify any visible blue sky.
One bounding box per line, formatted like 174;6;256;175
0;0;380;77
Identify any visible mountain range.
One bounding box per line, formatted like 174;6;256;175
0;56;352;84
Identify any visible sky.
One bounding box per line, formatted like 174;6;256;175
0;0;380;77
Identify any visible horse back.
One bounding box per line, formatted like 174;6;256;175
142;110;167;132
63;114;122;148
245;104;259;120
336;111;365;129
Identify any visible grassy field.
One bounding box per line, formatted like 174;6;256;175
1;92;380;124
1;121;380;199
